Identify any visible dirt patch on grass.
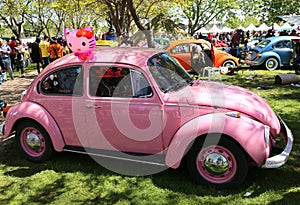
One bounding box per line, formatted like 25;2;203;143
0;71;38;122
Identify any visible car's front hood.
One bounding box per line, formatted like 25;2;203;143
169;81;280;136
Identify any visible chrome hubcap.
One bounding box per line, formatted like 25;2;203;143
203;153;229;176
266;59;277;69
26;133;42;151
267;61;274;68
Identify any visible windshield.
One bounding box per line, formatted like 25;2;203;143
148;52;193;93
256;39;271;48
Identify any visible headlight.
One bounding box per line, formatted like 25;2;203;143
3;105;12;118
225;111;241;118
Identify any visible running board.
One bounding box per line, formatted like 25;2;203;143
63;148;166;167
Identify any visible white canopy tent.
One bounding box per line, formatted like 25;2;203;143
280;22;294;30
273;23;281;31
209;25;222;33
257;23;270;31
196;27;209;34
246;23;258;31
221;26;234;33
237;25;246;31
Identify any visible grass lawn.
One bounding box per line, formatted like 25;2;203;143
0;66;300;205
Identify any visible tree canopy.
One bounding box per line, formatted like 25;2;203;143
0;0;299;41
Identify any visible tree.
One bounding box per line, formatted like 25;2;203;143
49;0;104;37
23;0;51;37
101;0;131;37
0;0;31;39
177;0;239;36
240;0;300;24
126;0;176;47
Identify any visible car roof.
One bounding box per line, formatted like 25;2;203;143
267;36;300;41
166;39;210;50
45;47;163;70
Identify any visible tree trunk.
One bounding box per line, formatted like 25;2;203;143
126;0;153;47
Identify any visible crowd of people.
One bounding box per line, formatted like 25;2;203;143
0;35;71;83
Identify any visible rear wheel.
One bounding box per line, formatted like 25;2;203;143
186;136;248;188
16;120;53;162
265;57;279;70
222;59;236;68
222;60;237;74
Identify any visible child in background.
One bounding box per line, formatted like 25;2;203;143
23;47;30;67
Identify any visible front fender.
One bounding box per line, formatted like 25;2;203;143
165;113;269;168
4;101;65;152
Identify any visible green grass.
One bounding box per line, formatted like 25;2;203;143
1;67;300;204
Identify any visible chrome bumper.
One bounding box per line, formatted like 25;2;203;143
0;121;5;136
263;118;294;168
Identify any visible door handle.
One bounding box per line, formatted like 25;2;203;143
85;105;101;109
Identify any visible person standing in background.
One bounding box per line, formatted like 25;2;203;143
48;37;63;62
8;36;17;71
0;38;14;82
39;35;50;69
30;37;42;74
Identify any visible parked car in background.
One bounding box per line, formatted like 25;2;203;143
166;39;239;73
96;39;118;47
248;36;266;49
0;47;293;188
247;36;300;70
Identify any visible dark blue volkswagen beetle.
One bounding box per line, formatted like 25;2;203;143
248;36;300;70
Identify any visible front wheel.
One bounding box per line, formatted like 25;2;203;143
16;120;54;162
186;136;248;188
265;57;279;70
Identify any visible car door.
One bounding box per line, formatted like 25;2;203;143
272;40;293;65
39;66;89;147
85;64;164;154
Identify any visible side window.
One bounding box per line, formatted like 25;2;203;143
131;70;152;98
89;66;152;98
275;40;291;49
171;44;190;54
41;67;83;95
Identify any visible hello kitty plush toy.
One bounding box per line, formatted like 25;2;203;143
65;26;96;61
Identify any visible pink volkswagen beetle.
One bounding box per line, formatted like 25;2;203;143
0;47;293;188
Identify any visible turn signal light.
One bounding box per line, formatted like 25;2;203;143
225;111;241;118
3;106;12;118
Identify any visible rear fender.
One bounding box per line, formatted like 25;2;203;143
217;56;239;67
4;101;65;151
260;52;282;65
165;113;268;168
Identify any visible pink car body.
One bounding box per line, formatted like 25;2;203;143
1;47;293;188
